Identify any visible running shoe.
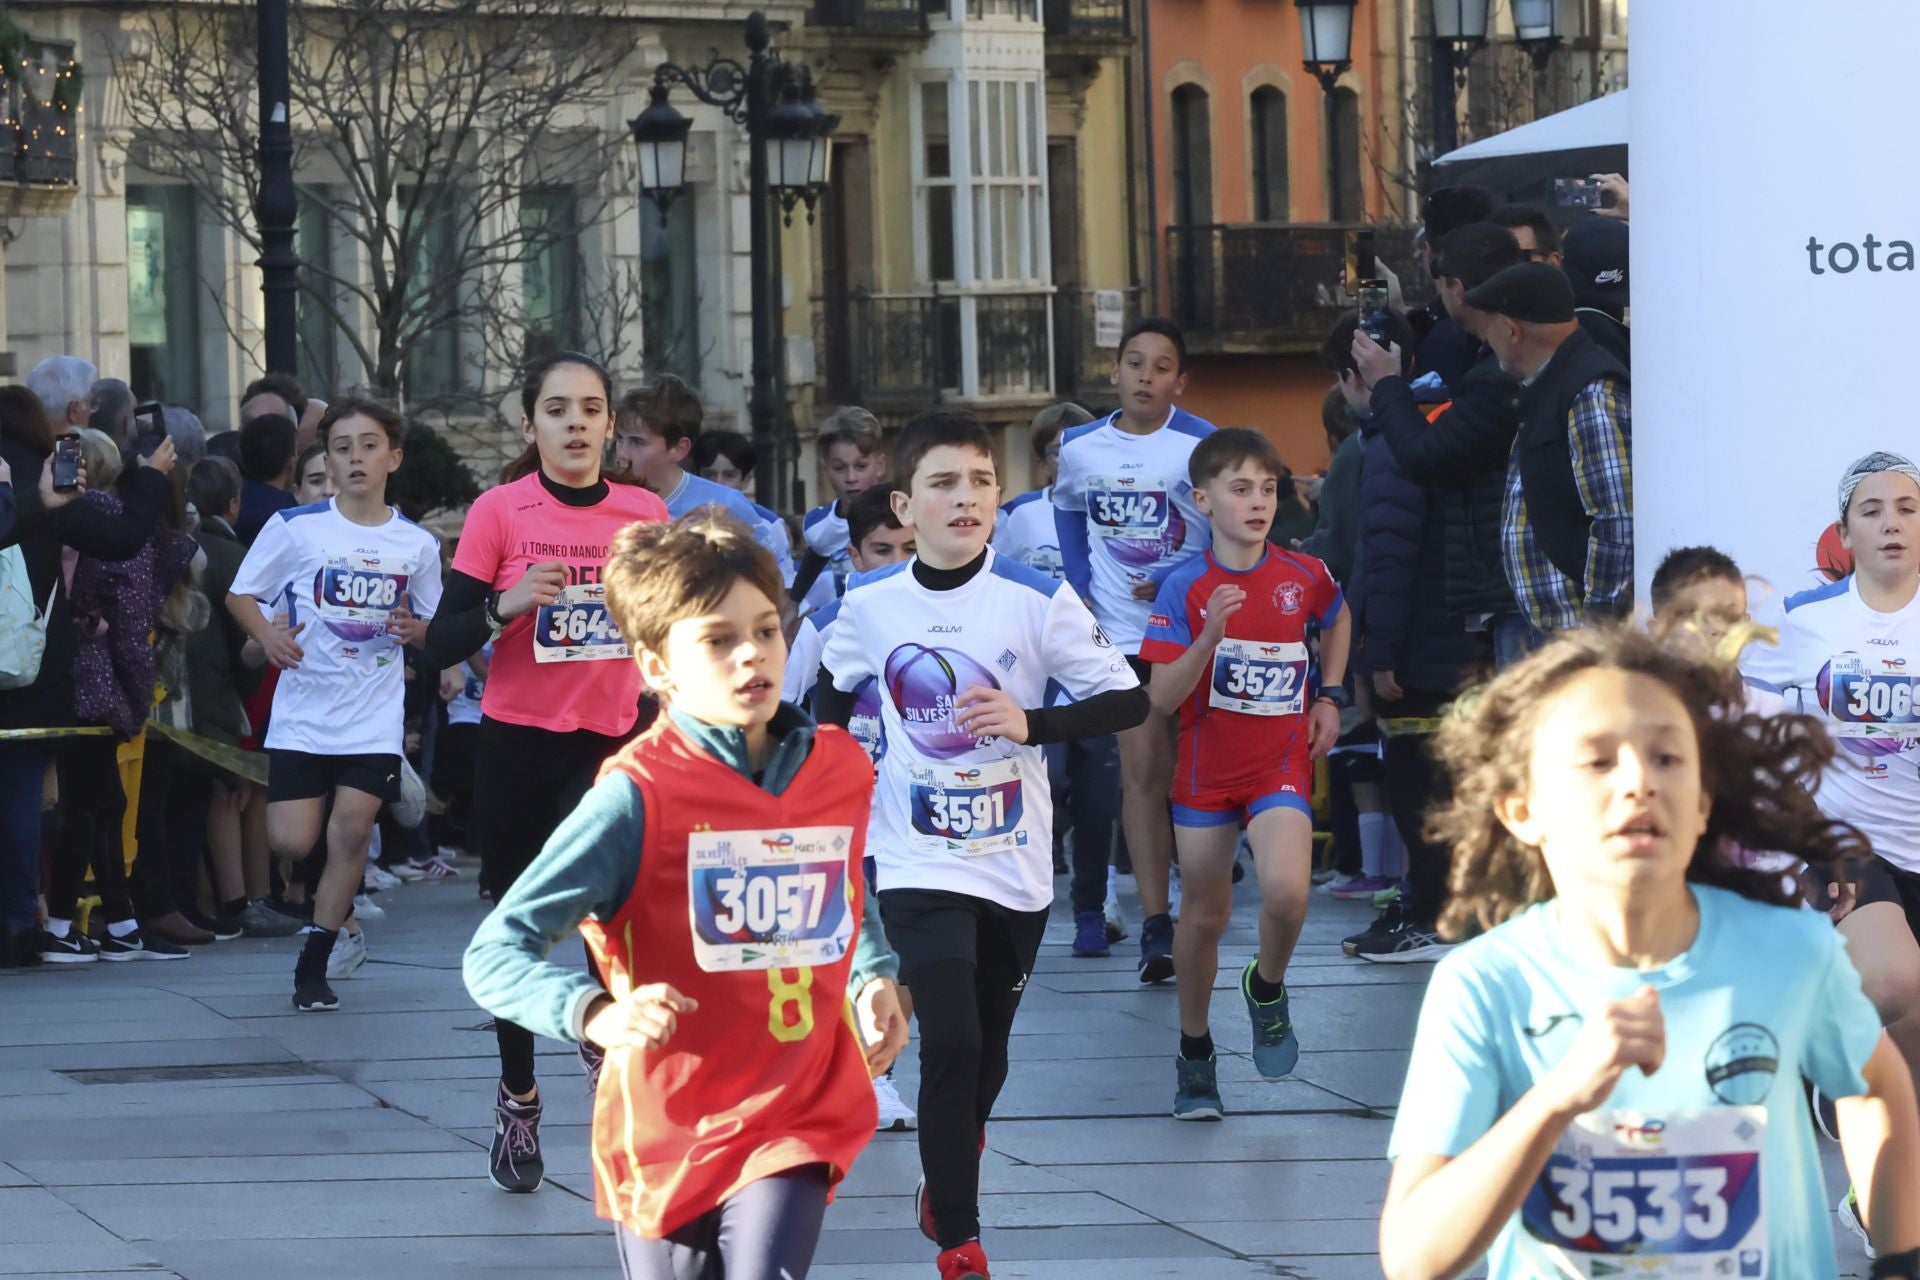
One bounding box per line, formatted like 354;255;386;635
874;1073;917;1131
327;928;367;980
239;899;305;938
293;947;338;1010
936;1241;991;1279
1343;899;1407;957
1311;866;1339;885
183;907;245;941
1172;1054;1224;1121
1137;912;1175;985
1242;960;1299;1079
1071;910;1110;958
1318;872;1366;896
351;893;386;921
1103;867;1127;942
1371;885;1401;910
1354;920;1454;965
269;895;313;922
1330;874;1396;900
38;927;97;964
98;929;188;962
363;864;402;892
579;1039;605;1100
1838;1187;1875;1259
382;861;426;883
410;856;462;881
489;1084;545;1193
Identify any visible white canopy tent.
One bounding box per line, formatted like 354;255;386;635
1432;89;1628;208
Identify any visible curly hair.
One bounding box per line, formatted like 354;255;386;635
1431;626;1869;941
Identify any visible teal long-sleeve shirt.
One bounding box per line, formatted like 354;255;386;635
462;702;900;1044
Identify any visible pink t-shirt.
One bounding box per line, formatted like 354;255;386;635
452;474;668;736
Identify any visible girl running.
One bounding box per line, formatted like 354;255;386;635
1380;626;1919;1279
425;351;668;1194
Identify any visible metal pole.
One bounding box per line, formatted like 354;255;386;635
256;0;299;376
1428;40;1458;159
744;12;781;509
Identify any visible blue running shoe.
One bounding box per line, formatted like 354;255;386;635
1242;960;1299;1079
1072;910;1110;957
1137;912;1175;985
1173;1054;1223;1121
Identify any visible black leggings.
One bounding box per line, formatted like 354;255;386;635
49;736;133;924
614;1165;830;1280
1382;688;1454;926
474;715;626;1093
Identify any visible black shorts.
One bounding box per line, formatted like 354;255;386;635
877;887;1049;985
472;715;631;897
266;749;402;804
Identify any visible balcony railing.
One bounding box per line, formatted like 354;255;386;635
1043;0;1129;39
810;0;931;31
840;287;1054;408
1166;223;1425;355
0;37;80;189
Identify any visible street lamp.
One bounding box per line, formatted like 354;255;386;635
1427;0;1490;157
1295;0;1358;221
631;10;838;510
1512;0;1562;75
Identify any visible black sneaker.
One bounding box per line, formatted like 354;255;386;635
184;908;245;941
98;929;189;962
489;1085;545;1193
1342;899;1406;958
1354;919;1454;965
1137;912;1175;985
578;1039;605;1101
293;971;339;1011
39;927;98;964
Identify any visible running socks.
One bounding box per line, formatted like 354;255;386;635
1179;1031;1214;1061
1247;966;1285;1005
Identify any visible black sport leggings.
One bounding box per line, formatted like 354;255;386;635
1383;688;1455;926
49;737;133;923
614;1164;830;1280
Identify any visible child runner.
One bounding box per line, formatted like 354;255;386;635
1381;627;1920;1279
463;511;909;1280
225;398;442;1010
694;427;796;583
796;406;887;612
293;442;331;506
614;375;791;573
817;410;1151;1280
1648;546;1786;716
1052;317;1216;982
423;351;669;1194
1139;429;1350;1119
785;482;918;1132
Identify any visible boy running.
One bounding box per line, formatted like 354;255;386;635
226;398;442;1011
1139;429;1350;1119
464;512;909;1279
1052;318;1216;981
796;406;887;611
817;410;1150;1280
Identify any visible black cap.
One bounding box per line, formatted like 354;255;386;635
1462;262;1577;324
1562;216;1628;315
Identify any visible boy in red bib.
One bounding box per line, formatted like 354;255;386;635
464;512;909;1276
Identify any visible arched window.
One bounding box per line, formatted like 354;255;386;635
1169;84;1214;227
1327;86;1363;221
1249;86;1289;222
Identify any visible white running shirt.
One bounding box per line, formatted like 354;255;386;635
1747;575;1920;871
993;487;1065;582
821;549;1138;910
229;499;443;757
1052;407;1215;652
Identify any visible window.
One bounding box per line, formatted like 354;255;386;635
1328;87;1363;221
296;187;342;398
968;79;1046;283
1169;84;1213;227
522;186;582;361
918;80;957;282
641;195;700;382
965;0;1037;16
126;185;202;407
1249;87;1289;222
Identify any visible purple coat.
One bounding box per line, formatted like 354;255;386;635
69;492;195;738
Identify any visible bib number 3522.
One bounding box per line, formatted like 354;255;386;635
1210;639;1308;716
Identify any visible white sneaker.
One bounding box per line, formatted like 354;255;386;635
1102;870;1128;943
352;893;386;920
873;1074;916;1131
364;865;401;892
327;927;367;980
382;861;426;883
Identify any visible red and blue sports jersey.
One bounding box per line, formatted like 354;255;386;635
1138;547;1343;791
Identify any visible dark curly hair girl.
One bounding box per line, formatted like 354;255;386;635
1430;625;1869;941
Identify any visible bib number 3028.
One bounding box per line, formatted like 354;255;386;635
317;556;407;623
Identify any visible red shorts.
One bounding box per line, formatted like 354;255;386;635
1172;760;1314;828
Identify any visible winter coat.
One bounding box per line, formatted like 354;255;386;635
1297;430;1365;587
185;515;262;745
68;492;196;739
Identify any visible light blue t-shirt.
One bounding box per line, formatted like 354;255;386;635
665;471;791;577
1390;885;1879;1279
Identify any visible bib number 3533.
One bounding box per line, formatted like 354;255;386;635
1519;1106;1767;1279
533;584;630;664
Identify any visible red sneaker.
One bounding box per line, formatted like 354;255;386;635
936;1241;990;1280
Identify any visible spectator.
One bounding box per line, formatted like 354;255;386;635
1487;203;1561;265
1561;217;1632;368
206;430;242;465
1410;186;1493;392
234;411;299;542
1466;261;1633;631
89;378;135;444
1354;222;1528;666
1266;459;1318;549
26;355;98;430
162;404;208;469
239;372;304;427
1296;369;1364;586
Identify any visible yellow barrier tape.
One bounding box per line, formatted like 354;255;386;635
1377;715;1447;738
0;724;114;741
144;720;269;787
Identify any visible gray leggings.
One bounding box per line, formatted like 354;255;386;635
615;1164;830;1280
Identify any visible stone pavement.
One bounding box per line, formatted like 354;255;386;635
0;865;1872;1279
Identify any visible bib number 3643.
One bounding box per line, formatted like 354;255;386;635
533;584;630;664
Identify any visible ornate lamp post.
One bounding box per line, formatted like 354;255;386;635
1428;0;1491;157
1295;0;1358;219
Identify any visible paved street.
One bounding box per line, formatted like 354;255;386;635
0;864;1869;1279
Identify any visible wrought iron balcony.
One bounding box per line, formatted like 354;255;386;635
1043;0;1129;40
0;36;81;200
838;287;1054;408
1166;223;1425;355
809;0;931;32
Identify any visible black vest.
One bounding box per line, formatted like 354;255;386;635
1514;327;1630;602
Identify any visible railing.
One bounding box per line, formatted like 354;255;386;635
842;287;1054;407
0;38;80;187
1043;0;1129;39
974;292;1052;397
1166;222;1425;354
810;0;930;31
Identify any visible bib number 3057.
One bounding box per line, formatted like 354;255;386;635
686;826;855;975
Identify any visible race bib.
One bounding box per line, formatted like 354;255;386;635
1826;653;1920;740
1086;475;1169;541
907;757;1027;858
316;555;407;623
686;826;856;973
1211;638;1308;716
1519;1107;1766;1279
533;584;630;664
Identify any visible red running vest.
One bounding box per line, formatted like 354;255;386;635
580;718;880;1237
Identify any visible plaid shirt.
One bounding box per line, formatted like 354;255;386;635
1502;378;1632;632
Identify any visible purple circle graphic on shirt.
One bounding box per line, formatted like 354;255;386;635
1105;504;1187;568
1815;659;1906;757
883;644;999;759
310;569;387;643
